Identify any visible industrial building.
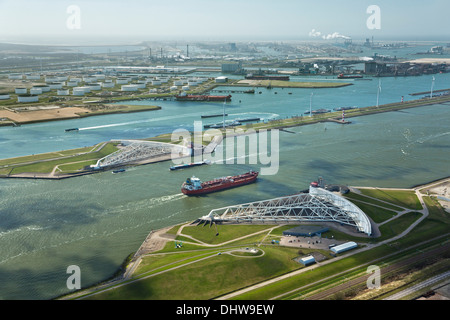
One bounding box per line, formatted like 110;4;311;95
298;255;316;266
221;62;242;73
283;226;329;237
215;76;228;83
330;241;358;254
17;94;39;103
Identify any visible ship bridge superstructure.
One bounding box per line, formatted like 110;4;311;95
196;186;372;236
93;140;190;169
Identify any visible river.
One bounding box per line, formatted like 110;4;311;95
0;72;449;299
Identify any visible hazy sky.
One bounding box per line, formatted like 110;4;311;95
0;0;449;44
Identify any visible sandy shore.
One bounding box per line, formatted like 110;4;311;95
418;178;450;212
0;106;90;124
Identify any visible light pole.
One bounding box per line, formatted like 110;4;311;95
431;76;435;98
376;79;381;108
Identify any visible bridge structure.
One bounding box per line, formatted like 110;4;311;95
93;140;191;169
195;186;372;236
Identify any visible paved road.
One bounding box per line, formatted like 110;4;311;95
217;185;435;300
384;270;450;300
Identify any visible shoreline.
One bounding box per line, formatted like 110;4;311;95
58;176;450;300
1;95;449;180
0;105;161;127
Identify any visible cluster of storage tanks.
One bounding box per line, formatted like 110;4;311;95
6;72;210;101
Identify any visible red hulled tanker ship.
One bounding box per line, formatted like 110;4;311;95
181;171;258;196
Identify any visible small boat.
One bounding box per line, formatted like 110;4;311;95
201;113;228;119
234;117;261;123
170;160;211;171
65;128;79;132
112;168;126;174
204;120;241;129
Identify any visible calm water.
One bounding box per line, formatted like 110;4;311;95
0;72;449;299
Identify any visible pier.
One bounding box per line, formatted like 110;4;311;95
325;118;352;124
210;89;255;94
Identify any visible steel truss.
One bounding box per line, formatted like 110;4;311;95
198;186;372;235
94;140;189;168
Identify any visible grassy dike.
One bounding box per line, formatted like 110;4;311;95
2;94;449;178
66;185;450;300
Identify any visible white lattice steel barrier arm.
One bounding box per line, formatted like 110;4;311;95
200;187;372;236
309;186;372;235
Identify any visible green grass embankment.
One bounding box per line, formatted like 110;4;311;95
4;142;118;175
72;184;450;300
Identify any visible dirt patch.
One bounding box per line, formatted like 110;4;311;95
0;106;90;123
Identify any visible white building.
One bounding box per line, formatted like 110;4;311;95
330;242;358;254
299;255;316;266
121;84;138;92
8;74;23;80
32;85;50;92
15;88;27;94
57;89;70;96
87;83;102;91
215;76;228;83
26;74;41;80
17;95;39;103
29;88;42;95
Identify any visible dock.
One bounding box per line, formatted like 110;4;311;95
210;89;255;94
325;118;352;124
410;88;450;96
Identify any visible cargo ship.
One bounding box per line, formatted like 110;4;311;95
203;120;241;129
175;94;231;102
235;117;261;123
337;73;363;79
170;159;211;171
201;113;228;118
181;171;259;195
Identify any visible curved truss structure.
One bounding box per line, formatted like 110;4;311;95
94;140;190;168
198;186;372;236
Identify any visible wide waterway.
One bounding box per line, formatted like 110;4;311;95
0;73;449;299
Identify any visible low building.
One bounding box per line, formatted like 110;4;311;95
330;241;358;254
299;255;316;266
121;84;138;92
17;94;39;103
221;62;242;73
57;89;70;96
283;226;329;237
15;88;27;94
215;76;228;83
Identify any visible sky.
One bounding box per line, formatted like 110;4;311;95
0;0;449;44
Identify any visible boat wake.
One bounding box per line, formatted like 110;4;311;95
78;113;204;131
416;131;450;144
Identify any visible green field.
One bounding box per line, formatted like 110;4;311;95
4;142;118;175
358;188;423;210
